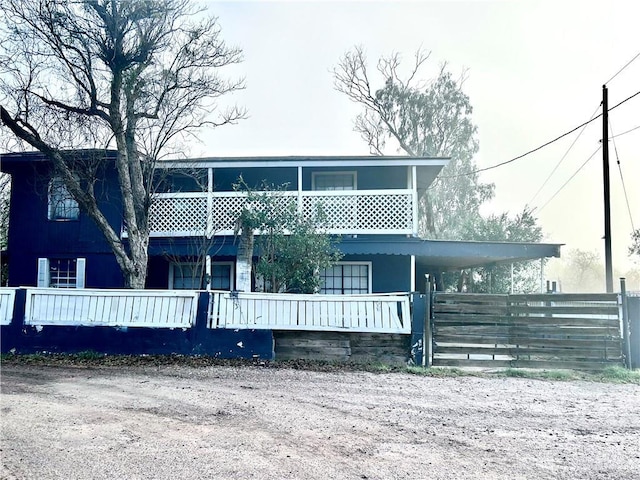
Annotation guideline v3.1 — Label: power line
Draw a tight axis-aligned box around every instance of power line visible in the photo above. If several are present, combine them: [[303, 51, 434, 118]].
[[527, 104, 601, 207], [535, 146, 601, 213], [609, 119, 636, 231], [438, 88, 640, 180], [611, 124, 640, 139], [605, 50, 640, 85]]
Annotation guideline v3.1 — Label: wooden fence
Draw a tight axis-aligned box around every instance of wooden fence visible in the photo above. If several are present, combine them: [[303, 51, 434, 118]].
[[209, 291, 412, 333], [0, 288, 17, 326], [431, 292, 622, 370], [24, 288, 199, 328]]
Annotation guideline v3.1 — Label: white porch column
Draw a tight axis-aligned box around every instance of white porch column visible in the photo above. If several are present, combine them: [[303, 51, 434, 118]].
[[297, 166, 303, 215], [206, 167, 214, 238], [411, 166, 418, 236]]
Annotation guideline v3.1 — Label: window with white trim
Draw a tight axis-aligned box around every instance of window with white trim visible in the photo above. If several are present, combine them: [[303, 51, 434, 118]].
[[169, 261, 234, 290], [320, 262, 371, 294], [170, 263, 205, 290], [210, 262, 233, 290], [37, 258, 86, 288], [312, 172, 356, 191], [48, 176, 79, 220]]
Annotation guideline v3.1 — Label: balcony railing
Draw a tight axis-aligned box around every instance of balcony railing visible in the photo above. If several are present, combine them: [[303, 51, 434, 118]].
[[146, 189, 416, 237]]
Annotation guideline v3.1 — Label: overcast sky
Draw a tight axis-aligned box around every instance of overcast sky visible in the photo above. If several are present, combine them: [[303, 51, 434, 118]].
[[195, 0, 640, 274]]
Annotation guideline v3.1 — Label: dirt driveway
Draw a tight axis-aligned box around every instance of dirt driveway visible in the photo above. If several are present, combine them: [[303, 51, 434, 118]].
[[1, 364, 639, 480]]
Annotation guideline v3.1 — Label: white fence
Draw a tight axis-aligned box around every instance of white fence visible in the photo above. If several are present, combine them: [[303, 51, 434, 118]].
[[0, 288, 17, 326], [24, 288, 199, 328], [208, 291, 412, 333]]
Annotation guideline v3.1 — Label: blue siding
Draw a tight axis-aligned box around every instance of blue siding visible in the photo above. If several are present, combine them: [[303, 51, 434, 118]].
[[4, 161, 126, 288], [213, 167, 298, 191], [301, 165, 408, 190], [339, 254, 412, 293], [0, 291, 274, 359]]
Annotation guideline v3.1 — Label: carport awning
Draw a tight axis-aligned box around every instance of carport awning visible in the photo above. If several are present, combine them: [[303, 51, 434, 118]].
[[338, 237, 562, 270], [149, 236, 562, 271]]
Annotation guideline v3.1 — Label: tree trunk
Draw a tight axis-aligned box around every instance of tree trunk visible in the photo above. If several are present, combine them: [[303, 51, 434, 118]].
[[236, 226, 254, 292]]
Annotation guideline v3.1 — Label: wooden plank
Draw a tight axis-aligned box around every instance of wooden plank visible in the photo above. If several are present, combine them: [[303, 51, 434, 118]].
[[433, 304, 509, 315], [275, 346, 351, 356], [434, 345, 621, 358], [509, 293, 618, 303], [432, 358, 622, 370], [434, 325, 620, 337], [434, 335, 621, 348], [433, 293, 509, 303], [509, 305, 619, 316], [276, 338, 351, 348], [433, 314, 620, 328]]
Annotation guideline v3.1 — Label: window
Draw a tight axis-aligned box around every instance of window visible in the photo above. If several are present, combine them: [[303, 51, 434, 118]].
[[170, 263, 204, 290], [37, 258, 86, 288], [48, 177, 79, 220], [312, 172, 356, 191], [211, 262, 233, 290], [169, 261, 234, 290], [320, 262, 371, 294]]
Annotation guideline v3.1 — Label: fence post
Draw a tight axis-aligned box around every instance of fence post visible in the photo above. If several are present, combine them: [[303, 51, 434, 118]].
[[626, 293, 640, 370], [620, 278, 632, 369], [410, 292, 425, 366]]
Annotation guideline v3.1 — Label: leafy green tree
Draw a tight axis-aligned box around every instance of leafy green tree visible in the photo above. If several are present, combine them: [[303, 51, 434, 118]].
[[0, 0, 244, 288], [630, 229, 640, 259], [233, 178, 342, 294], [333, 46, 493, 239], [334, 47, 545, 292], [458, 208, 543, 293]]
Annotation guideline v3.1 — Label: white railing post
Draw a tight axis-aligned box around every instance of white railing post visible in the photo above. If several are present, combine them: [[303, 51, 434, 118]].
[[411, 166, 418, 236]]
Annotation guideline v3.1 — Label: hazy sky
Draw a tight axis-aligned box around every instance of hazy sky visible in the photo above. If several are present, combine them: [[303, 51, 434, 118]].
[[195, 0, 640, 273]]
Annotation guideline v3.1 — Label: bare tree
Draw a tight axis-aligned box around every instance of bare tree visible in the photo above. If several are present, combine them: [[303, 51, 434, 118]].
[[333, 46, 493, 239], [0, 0, 244, 288]]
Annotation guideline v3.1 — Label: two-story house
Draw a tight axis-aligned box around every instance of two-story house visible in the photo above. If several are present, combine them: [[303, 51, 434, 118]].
[[1, 150, 561, 293]]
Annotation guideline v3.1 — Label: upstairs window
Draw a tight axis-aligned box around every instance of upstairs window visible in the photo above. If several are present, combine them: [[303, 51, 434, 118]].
[[37, 258, 86, 288], [48, 177, 79, 220], [320, 262, 370, 295], [312, 172, 356, 191]]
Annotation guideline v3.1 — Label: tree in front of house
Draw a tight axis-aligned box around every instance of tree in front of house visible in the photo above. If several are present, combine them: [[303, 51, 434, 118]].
[[234, 178, 342, 294], [0, 0, 244, 288], [630, 229, 640, 259], [333, 46, 544, 292], [333, 46, 493, 239], [454, 208, 544, 293], [0, 174, 9, 285]]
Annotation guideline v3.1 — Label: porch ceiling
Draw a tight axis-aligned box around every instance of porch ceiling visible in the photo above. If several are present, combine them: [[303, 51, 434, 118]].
[[338, 237, 563, 270]]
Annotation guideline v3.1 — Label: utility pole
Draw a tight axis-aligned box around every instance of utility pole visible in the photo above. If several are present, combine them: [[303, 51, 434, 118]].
[[602, 85, 613, 293]]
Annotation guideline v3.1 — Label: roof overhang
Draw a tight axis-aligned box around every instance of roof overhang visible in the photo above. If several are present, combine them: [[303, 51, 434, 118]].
[[338, 237, 562, 270], [158, 155, 449, 170], [149, 236, 562, 271]]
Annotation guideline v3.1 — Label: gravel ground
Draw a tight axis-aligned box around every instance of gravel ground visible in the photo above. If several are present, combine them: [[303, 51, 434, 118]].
[[1, 364, 639, 480]]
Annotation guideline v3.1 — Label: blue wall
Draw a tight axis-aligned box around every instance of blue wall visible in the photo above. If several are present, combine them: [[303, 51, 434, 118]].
[[0, 291, 274, 359], [3, 155, 126, 288]]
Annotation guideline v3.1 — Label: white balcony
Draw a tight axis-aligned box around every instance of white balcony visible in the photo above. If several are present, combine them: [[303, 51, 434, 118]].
[[147, 189, 417, 237]]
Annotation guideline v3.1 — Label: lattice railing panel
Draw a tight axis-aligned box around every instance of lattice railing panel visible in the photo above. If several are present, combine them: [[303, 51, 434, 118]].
[[303, 195, 357, 230], [303, 193, 413, 231], [149, 196, 207, 234], [357, 193, 413, 230], [210, 194, 297, 233], [147, 191, 414, 237]]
